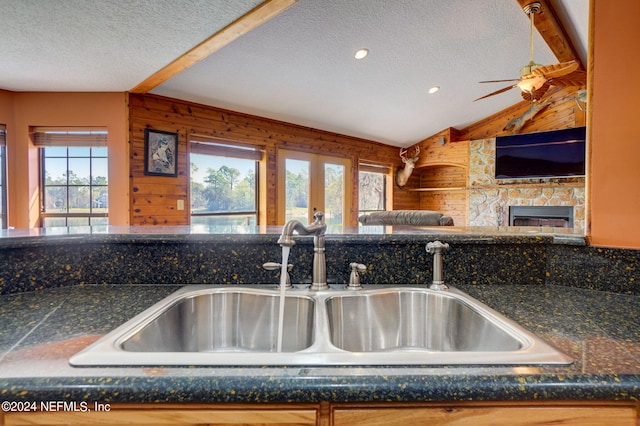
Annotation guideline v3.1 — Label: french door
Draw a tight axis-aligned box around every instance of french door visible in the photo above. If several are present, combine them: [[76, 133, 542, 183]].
[[277, 149, 352, 227]]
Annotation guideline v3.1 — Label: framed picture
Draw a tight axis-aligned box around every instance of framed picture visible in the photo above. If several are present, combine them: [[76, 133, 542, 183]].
[[144, 129, 178, 177]]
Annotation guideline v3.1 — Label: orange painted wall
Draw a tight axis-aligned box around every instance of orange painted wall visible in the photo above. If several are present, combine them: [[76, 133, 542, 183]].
[[0, 92, 128, 228], [588, 0, 640, 249]]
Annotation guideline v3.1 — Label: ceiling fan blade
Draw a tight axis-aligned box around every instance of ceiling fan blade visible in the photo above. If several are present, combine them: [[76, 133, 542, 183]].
[[532, 60, 579, 79], [474, 84, 518, 102], [479, 78, 520, 84], [549, 70, 587, 87]]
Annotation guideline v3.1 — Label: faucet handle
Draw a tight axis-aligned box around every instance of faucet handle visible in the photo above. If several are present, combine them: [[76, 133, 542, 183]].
[[426, 240, 450, 254], [263, 262, 293, 271], [347, 263, 367, 290], [262, 262, 293, 289]]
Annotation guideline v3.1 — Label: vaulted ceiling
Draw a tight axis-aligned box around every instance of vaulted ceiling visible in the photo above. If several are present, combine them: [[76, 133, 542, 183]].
[[0, 0, 588, 146]]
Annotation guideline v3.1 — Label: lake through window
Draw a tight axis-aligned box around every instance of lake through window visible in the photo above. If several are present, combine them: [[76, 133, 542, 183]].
[[189, 140, 261, 229]]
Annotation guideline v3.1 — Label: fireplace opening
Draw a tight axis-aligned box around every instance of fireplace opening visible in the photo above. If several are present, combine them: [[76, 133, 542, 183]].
[[509, 206, 574, 228]]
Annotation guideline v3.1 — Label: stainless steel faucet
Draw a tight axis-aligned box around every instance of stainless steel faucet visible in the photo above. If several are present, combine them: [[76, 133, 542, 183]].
[[278, 211, 328, 290]]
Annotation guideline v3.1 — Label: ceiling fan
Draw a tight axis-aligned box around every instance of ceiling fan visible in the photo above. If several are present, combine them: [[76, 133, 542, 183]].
[[474, 2, 586, 102]]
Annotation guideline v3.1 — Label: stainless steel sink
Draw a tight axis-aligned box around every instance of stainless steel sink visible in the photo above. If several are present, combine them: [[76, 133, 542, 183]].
[[326, 289, 522, 352], [70, 285, 572, 367], [122, 290, 314, 353]]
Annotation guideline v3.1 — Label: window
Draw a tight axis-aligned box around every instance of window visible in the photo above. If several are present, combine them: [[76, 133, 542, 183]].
[[189, 139, 261, 229], [277, 149, 352, 227], [0, 125, 6, 229], [34, 127, 108, 228], [358, 163, 389, 217]]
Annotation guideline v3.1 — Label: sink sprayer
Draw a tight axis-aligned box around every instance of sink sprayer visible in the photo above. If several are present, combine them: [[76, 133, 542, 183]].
[[426, 240, 450, 290]]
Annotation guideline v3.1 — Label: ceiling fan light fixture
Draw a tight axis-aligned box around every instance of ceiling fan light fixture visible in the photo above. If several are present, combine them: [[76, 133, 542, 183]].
[[475, 1, 584, 103], [517, 77, 545, 93], [354, 48, 369, 60]]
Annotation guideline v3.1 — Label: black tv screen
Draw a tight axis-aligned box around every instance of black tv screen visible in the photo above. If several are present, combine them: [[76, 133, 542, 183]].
[[495, 127, 586, 179]]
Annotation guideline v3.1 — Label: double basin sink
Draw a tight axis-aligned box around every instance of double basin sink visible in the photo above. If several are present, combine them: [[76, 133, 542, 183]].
[[70, 285, 572, 366]]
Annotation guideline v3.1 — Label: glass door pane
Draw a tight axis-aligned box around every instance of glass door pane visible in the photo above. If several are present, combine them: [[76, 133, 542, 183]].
[[278, 149, 351, 226], [285, 158, 310, 223], [324, 163, 344, 226]]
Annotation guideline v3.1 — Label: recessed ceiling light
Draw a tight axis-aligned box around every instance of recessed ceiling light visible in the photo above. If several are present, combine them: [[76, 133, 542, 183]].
[[354, 48, 369, 59], [428, 85, 440, 94]]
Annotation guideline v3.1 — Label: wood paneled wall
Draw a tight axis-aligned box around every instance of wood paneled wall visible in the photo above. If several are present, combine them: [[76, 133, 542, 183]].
[[398, 87, 586, 225], [129, 93, 399, 226], [129, 86, 585, 227], [407, 128, 470, 225], [459, 87, 586, 141]]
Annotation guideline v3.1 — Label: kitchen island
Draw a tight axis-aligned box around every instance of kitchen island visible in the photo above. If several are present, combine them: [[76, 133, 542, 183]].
[[0, 226, 638, 424]]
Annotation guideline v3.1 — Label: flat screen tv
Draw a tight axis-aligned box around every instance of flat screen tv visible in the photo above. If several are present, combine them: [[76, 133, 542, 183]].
[[495, 126, 586, 180]]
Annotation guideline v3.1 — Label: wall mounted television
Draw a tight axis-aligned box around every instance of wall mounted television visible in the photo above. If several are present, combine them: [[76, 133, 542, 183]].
[[495, 126, 586, 180]]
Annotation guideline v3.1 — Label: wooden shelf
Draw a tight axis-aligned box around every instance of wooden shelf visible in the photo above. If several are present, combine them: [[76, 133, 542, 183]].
[[415, 162, 468, 171], [470, 181, 585, 190], [407, 187, 467, 192], [409, 181, 584, 192]]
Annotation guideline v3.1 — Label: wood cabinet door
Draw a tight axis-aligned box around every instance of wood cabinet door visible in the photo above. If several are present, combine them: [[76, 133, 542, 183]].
[[1, 403, 319, 426], [332, 404, 637, 426]]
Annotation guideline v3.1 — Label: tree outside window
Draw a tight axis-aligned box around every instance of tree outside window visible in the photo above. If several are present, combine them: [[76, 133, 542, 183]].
[[190, 153, 257, 228]]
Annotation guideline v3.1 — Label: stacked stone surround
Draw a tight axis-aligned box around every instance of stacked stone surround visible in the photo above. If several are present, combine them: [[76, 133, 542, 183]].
[[468, 138, 585, 229]]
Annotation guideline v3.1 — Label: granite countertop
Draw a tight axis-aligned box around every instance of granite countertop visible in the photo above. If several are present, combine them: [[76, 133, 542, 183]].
[[1, 283, 638, 404], [0, 225, 587, 248]]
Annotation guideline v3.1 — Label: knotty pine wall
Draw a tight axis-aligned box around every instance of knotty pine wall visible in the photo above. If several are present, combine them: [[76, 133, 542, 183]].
[[459, 86, 586, 141], [403, 128, 470, 225], [129, 93, 399, 226], [128, 87, 584, 227]]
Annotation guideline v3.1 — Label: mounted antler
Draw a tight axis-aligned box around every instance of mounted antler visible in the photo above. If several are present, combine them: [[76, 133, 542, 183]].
[[395, 145, 420, 187]]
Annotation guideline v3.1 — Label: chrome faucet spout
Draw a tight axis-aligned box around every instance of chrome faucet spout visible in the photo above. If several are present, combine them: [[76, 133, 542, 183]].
[[277, 220, 306, 247], [278, 212, 328, 290], [278, 213, 327, 245]]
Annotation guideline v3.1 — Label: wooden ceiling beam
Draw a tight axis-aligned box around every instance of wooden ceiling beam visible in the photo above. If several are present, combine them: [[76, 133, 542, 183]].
[[516, 0, 583, 69], [130, 0, 299, 94]]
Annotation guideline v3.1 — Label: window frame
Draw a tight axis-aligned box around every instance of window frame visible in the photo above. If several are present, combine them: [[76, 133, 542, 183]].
[[358, 163, 391, 217], [189, 138, 262, 227], [0, 125, 6, 229], [33, 127, 109, 228]]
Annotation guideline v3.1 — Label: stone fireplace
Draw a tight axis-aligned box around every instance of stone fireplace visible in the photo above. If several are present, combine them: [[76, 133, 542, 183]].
[[468, 138, 585, 230], [509, 206, 574, 228]]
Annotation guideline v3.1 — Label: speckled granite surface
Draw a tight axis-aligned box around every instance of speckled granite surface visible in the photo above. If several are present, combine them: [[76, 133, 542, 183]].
[[1, 225, 616, 295], [0, 284, 639, 403], [548, 244, 640, 294], [0, 226, 638, 404]]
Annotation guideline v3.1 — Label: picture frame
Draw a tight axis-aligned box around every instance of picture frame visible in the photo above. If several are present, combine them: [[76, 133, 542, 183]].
[[144, 129, 178, 177]]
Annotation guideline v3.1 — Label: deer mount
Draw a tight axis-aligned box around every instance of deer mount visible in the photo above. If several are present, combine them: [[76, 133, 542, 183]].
[[395, 145, 420, 187]]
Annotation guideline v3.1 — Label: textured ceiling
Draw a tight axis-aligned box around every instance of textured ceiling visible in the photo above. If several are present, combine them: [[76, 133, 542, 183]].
[[0, 0, 588, 146], [0, 0, 262, 91]]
